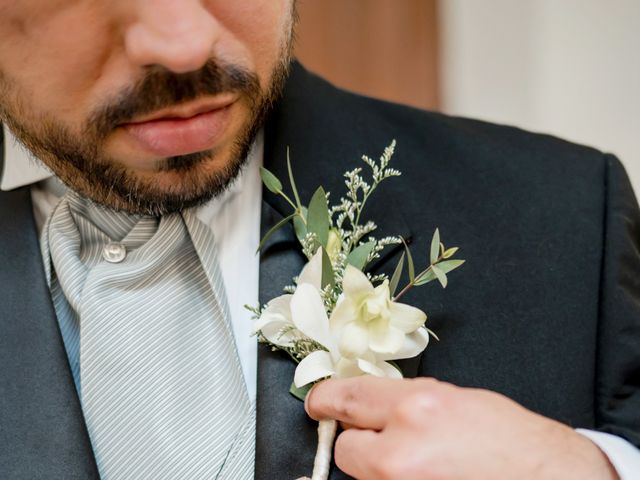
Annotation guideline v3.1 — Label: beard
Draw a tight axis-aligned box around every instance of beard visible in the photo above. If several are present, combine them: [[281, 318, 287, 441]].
[[0, 54, 291, 216]]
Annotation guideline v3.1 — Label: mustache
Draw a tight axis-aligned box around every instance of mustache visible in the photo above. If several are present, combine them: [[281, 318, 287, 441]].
[[88, 60, 261, 138]]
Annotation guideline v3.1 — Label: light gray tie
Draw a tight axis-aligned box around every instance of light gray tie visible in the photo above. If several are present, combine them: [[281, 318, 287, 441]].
[[42, 192, 255, 479]]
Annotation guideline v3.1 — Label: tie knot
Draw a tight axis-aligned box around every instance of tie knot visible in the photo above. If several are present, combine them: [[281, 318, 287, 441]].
[[63, 192, 163, 261], [66, 191, 150, 242]]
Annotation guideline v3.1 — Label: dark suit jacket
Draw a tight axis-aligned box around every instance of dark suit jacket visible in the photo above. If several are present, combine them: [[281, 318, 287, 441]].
[[2, 62, 639, 479]]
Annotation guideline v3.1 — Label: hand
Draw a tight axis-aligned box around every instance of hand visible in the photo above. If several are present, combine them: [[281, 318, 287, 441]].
[[305, 376, 619, 480]]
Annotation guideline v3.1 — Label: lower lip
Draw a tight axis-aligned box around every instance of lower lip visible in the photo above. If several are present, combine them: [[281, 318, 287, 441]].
[[123, 106, 232, 157]]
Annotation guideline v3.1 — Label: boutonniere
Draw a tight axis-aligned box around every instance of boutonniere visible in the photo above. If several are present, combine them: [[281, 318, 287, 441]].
[[249, 141, 464, 479]]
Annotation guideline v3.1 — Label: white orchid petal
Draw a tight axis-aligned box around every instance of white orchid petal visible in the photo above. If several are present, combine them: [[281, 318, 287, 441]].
[[290, 283, 335, 350], [378, 361, 404, 379], [258, 321, 299, 347], [253, 295, 297, 347], [252, 295, 291, 332], [369, 325, 405, 355], [373, 280, 391, 299], [388, 301, 427, 333], [252, 316, 272, 334], [357, 358, 386, 377], [297, 248, 323, 289], [359, 350, 378, 363], [294, 350, 335, 387], [379, 327, 430, 361], [334, 357, 364, 379], [342, 265, 375, 296], [338, 322, 370, 359], [329, 297, 358, 332]]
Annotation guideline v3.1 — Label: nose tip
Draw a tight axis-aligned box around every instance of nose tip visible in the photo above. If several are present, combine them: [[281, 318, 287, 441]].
[[125, 1, 219, 74], [126, 26, 215, 74]]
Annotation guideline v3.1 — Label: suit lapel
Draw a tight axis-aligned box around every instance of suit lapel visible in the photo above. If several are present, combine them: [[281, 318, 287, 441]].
[[255, 200, 319, 479], [255, 63, 418, 479], [0, 186, 98, 479]]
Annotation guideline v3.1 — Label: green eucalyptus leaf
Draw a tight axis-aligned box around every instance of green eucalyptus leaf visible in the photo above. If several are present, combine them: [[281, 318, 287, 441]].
[[287, 149, 303, 210], [256, 212, 296, 252], [443, 247, 459, 259], [293, 216, 307, 243], [414, 259, 464, 286], [401, 238, 415, 283], [260, 167, 283, 194], [432, 264, 448, 288], [436, 259, 465, 274], [414, 269, 436, 286], [307, 187, 330, 247], [347, 240, 376, 270], [289, 381, 313, 402], [389, 252, 405, 296], [430, 228, 441, 264], [321, 248, 335, 289], [293, 207, 308, 243]]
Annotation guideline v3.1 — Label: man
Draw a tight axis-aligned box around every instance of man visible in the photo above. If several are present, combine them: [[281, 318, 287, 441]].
[[1, 1, 639, 479]]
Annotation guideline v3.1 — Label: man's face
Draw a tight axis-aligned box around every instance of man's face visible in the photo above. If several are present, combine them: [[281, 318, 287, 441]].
[[0, 1, 295, 214]]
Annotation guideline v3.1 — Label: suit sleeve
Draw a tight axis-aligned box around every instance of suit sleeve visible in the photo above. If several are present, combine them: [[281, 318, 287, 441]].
[[595, 154, 640, 447]]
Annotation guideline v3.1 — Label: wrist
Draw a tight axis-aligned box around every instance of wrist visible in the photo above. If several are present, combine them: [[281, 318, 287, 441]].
[[541, 423, 619, 480]]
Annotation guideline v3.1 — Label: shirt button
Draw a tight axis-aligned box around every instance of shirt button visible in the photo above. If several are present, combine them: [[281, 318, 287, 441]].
[[102, 242, 126, 263]]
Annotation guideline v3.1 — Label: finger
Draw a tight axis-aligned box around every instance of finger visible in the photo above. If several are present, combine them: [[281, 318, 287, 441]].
[[305, 376, 440, 430], [334, 428, 381, 480], [306, 376, 400, 429]]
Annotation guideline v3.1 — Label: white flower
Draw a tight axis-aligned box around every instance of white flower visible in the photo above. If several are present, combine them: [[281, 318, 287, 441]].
[[297, 248, 323, 289], [252, 249, 323, 347], [291, 283, 404, 388], [330, 265, 428, 359], [254, 249, 431, 389], [252, 294, 296, 347]]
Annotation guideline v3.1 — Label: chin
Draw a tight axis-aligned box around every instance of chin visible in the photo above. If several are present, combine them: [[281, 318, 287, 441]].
[[90, 147, 248, 215]]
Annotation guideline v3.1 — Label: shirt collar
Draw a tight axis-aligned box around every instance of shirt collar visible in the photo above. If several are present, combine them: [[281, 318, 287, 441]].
[[194, 129, 263, 224], [1, 124, 53, 190]]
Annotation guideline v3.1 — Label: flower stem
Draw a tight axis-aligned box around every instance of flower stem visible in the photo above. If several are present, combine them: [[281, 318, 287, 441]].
[[309, 419, 338, 480], [277, 189, 299, 212], [347, 184, 377, 252], [393, 280, 415, 302], [393, 256, 443, 302]]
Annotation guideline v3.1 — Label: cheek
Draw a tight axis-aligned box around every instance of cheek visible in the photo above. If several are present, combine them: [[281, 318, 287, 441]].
[[0, 2, 117, 124], [208, 0, 293, 84]]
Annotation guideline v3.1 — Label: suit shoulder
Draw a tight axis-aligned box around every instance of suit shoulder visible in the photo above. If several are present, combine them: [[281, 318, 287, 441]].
[[278, 63, 612, 198], [291, 63, 607, 171]]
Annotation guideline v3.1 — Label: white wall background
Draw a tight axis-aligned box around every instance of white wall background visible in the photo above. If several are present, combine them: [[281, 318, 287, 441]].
[[439, 0, 640, 194]]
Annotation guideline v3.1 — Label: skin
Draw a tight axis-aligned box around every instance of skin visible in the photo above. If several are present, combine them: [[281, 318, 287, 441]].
[[0, 2, 621, 478], [0, 0, 295, 214], [306, 377, 618, 480]]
